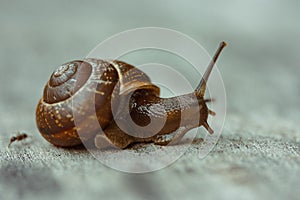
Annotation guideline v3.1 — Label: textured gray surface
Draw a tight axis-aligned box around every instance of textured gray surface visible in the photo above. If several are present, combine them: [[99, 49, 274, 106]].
[[1, 1, 300, 200]]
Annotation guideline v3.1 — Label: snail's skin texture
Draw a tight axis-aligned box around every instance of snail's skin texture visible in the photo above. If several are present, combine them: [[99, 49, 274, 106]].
[[96, 91, 212, 149], [36, 42, 226, 149]]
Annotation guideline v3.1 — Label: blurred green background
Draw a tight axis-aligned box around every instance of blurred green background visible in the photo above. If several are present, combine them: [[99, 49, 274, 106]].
[[1, 0, 299, 133], [0, 1, 299, 200]]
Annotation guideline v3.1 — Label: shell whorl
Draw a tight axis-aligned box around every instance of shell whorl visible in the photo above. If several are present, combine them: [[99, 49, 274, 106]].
[[36, 59, 118, 146], [43, 61, 92, 104], [36, 59, 160, 147]]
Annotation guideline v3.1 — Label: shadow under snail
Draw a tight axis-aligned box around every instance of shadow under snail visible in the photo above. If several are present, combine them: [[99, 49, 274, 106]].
[[36, 42, 226, 149]]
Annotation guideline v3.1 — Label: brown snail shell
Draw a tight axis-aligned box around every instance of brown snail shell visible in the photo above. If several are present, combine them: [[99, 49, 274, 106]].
[[36, 59, 159, 147]]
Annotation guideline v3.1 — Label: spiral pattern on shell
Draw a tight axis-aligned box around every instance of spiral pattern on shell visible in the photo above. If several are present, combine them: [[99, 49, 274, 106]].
[[36, 59, 159, 147]]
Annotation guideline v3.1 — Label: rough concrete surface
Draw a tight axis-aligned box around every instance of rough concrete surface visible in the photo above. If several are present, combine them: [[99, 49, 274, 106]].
[[0, 1, 300, 200]]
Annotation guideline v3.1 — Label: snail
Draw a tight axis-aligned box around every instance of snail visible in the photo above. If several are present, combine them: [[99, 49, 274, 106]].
[[36, 42, 226, 149]]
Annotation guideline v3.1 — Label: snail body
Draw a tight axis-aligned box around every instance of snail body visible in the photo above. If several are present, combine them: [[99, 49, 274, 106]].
[[36, 42, 226, 149]]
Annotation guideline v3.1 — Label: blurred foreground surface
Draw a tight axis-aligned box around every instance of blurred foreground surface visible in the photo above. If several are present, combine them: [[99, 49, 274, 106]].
[[0, 1, 299, 200]]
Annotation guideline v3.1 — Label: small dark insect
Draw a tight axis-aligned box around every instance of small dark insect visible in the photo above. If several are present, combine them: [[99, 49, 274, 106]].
[[8, 133, 28, 148]]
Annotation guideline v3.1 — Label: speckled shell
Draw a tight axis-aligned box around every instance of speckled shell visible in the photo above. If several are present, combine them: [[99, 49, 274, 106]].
[[36, 59, 159, 147]]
